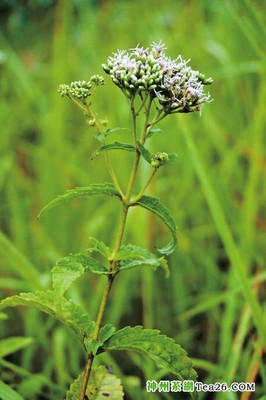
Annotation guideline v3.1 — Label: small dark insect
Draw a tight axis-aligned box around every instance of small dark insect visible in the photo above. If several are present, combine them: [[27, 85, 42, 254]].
[[102, 393, 110, 397]]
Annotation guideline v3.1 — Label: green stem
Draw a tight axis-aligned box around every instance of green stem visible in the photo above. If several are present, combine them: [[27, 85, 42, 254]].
[[132, 168, 158, 203], [104, 151, 124, 197], [79, 273, 114, 400], [136, 93, 149, 115], [79, 96, 152, 400], [109, 204, 129, 264], [144, 108, 166, 140], [70, 96, 124, 196]]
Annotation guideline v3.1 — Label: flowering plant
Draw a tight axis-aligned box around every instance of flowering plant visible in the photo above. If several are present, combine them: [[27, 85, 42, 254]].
[[0, 42, 212, 399]]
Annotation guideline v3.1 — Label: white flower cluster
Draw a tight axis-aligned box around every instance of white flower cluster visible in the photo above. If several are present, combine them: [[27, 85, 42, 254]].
[[103, 42, 212, 113], [58, 75, 104, 101]]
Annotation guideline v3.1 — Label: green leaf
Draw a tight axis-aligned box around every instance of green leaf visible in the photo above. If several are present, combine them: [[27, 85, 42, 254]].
[[94, 132, 106, 143], [102, 326, 197, 382], [105, 127, 128, 137], [66, 365, 124, 400], [115, 245, 169, 277], [52, 253, 109, 301], [147, 128, 162, 139], [88, 237, 111, 258], [0, 381, 24, 400], [92, 142, 135, 158], [38, 183, 121, 218], [137, 141, 153, 164], [84, 324, 116, 356], [133, 196, 177, 255], [0, 337, 34, 358], [0, 291, 94, 342], [52, 256, 85, 300], [17, 374, 48, 398], [166, 153, 178, 164], [94, 127, 128, 143], [98, 324, 116, 343], [84, 338, 101, 356]]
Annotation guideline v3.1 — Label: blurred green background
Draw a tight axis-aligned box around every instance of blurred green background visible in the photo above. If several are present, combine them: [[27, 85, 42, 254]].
[[0, 0, 266, 399]]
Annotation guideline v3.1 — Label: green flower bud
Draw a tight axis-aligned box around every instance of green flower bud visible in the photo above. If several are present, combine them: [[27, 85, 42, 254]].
[[100, 119, 108, 127], [88, 119, 96, 126], [151, 159, 160, 168], [58, 84, 70, 97], [90, 75, 105, 85], [151, 152, 169, 168]]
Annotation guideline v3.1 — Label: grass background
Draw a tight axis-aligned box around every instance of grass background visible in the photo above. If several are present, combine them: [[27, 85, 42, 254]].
[[0, 0, 266, 399]]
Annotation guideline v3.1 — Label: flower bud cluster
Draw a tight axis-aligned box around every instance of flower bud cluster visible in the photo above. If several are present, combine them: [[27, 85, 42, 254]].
[[58, 75, 105, 101], [103, 42, 212, 113], [58, 80, 92, 100], [102, 47, 163, 92], [151, 152, 169, 168]]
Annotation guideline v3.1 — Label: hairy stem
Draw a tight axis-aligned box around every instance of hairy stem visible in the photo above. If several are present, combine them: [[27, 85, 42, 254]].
[[79, 97, 152, 400], [79, 274, 114, 400]]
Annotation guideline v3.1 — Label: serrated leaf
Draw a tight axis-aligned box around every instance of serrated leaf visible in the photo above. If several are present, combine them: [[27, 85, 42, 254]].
[[38, 183, 121, 218], [0, 337, 34, 358], [84, 324, 116, 356], [137, 141, 153, 164], [102, 326, 197, 382], [84, 338, 101, 356], [52, 253, 109, 302], [0, 291, 94, 342], [88, 237, 111, 258], [92, 142, 135, 158], [52, 256, 85, 300], [133, 196, 177, 255], [0, 381, 24, 400], [66, 365, 124, 400], [98, 324, 116, 343], [115, 245, 169, 276]]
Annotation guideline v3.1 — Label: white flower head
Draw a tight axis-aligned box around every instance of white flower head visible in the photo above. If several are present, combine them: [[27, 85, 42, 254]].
[[103, 42, 213, 113]]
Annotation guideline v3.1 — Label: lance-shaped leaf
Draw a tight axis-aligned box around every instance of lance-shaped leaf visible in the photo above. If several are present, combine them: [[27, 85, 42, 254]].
[[92, 142, 135, 158], [137, 141, 153, 164], [0, 381, 24, 400], [0, 337, 34, 358], [147, 128, 163, 139], [0, 291, 94, 343], [132, 196, 177, 255], [66, 365, 124, 400], [87, 237, 111, 258], [94, 127, 128, 143], [38, 183, 121, 218], [115, 244, 169, 277], [102, 326, 197, 382], [52, 253, 109, 302]]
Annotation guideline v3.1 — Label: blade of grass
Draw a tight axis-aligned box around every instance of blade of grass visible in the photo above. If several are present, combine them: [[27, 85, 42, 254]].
[[0, 231, 42, 289], [178, 118, 266, 349]]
